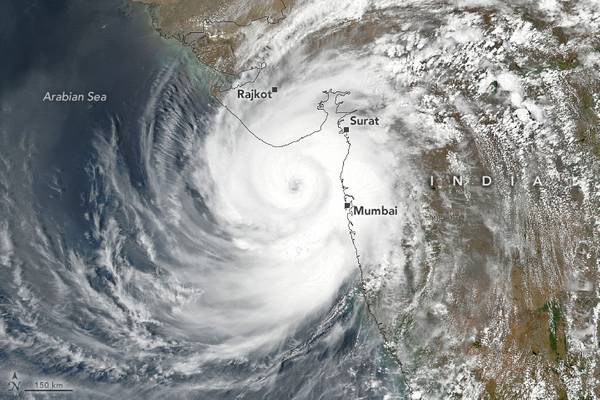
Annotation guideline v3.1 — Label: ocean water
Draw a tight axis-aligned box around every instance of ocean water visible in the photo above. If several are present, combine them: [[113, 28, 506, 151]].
[[0, 1, 407, 399]]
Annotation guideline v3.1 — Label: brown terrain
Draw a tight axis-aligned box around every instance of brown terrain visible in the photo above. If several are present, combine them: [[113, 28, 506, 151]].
[[134, 0, 291, 75]]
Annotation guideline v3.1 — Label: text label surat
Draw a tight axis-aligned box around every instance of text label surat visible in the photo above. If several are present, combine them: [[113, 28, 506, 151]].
[[350, 115, 380, 126]]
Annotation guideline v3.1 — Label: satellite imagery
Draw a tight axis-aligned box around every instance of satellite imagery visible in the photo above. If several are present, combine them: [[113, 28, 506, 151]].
[[1, 0, 600, 399]]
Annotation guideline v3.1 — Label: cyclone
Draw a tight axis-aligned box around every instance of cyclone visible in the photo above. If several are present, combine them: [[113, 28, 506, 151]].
[[183, 88, 356, 359]]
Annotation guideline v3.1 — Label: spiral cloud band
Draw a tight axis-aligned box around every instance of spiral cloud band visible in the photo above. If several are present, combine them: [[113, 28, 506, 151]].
[[139, 0, 422, 373]]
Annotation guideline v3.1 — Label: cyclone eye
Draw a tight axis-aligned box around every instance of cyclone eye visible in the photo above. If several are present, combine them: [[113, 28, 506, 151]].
[[288, 177, 303, 193]]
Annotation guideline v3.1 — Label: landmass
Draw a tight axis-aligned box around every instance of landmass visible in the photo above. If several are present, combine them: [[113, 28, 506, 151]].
[[134, 0, 600, 397], [134, 0, 291, 75]]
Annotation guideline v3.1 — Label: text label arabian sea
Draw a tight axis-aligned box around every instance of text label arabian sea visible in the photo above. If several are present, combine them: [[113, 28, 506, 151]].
[[42, 91, 108, 102]]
